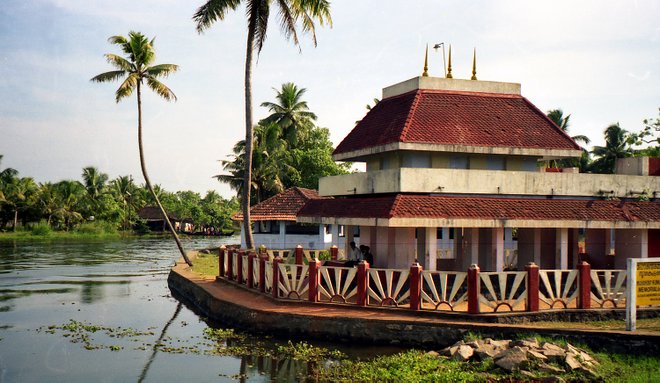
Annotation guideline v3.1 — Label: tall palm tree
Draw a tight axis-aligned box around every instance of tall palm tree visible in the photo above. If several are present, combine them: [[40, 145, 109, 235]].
[[91, 32, 192, 266], [53, 180, 85, 230], [2, 176, 37, 231], [591, 123, 633, 174], [193, 0, 332, 249], [260, 82, 317, 145], [81, 166, 109, 218]]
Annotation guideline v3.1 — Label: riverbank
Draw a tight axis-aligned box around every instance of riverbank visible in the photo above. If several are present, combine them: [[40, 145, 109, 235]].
[[168, 254, 660, 355]]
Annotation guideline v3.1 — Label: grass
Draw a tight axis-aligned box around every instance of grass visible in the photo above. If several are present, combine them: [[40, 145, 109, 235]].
[[532, 317, 660, 334], [191, 251, 219, 276]]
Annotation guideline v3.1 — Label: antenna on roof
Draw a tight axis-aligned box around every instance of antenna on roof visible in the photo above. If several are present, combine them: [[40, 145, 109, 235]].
[[433, 42, 447, 77], [446, 44, 453, 79], [422, 44, 429, 77], [471, 48, 478, 80]]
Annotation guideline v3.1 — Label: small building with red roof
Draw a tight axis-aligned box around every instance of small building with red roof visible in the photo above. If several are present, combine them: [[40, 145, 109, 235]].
[[297, 73, 660, 271], [233, 187, 341, 250]]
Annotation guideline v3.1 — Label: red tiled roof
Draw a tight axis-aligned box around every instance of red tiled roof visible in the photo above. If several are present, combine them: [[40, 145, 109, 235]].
[[334, 89, 582, 156], [298, 195, 660, 223], [234, 187, 327, 222]]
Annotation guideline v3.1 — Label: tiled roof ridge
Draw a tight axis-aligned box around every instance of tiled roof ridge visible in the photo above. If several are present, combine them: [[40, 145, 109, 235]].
[[415, 88, 523, 99], [389, 194, 402, 219], [519, 96, 582, 151], [291, 186, 320, 200], [400, 90, 423, 142]]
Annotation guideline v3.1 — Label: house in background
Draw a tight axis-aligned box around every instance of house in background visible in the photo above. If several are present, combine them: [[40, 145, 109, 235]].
[[297, 72, 660, 271], [234, 187, 345, 250], [137, 206, 185, 232]]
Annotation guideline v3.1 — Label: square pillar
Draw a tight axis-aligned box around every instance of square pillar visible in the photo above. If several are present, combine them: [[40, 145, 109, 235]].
[[556, 228, 569, 269], [466, 228, 479, 270], [278, 221, 286, 249], [492, 227, 504, 272], [345, 225, 354, 256], [614, 229, 649, 268], [424, 227, 438, 271]]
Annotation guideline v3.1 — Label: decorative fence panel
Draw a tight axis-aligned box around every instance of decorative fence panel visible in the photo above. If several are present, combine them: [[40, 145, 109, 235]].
[[264, 261, 273, 294], [277, 264, 309, 300], [421, 271, 468, 312], [252, 257, 260, 289], [367, 268, 410, 308], [479, 271, 527, 312], [231, 253, 238, 281], [590, 269, 627, 308], [538, 270, 579, 309], [318, 266, 358, 304], [241, 255, 249, 285]]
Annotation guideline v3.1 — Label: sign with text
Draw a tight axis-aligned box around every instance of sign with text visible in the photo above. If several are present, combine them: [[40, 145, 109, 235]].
[[627, 258, 660, 331], [636, 261, 660, 306]]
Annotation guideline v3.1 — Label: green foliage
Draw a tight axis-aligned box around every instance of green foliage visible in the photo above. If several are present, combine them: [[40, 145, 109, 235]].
[[276, 340, 345, 362], [30, 221, 52, 236], [75, 221, 117, 235], [317, 350, 480, 383]]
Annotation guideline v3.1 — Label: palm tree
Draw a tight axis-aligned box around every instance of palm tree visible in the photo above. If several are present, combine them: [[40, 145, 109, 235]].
[[81, 166, 109, 218], [591, 123, 633, 174], [193, 0, 332, 250], [2, 176, 38, 231], [53, 180, 85, 230], [547, 109, 591, 146], [216, 122, 288, 204], [111, 175, 139, 231], [546, 109, 592, 171], [38, 182, 59, 226], [260, 82, 317, 145], [90, 32, 192, 266]]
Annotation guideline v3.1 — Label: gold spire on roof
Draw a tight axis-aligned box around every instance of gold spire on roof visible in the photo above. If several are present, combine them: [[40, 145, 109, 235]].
[[422, 44, 429, 77], [471, 48, 477, 80], [446, 44, 453, 79]]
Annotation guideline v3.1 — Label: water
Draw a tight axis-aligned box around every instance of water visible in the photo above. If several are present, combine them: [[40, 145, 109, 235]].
[[0, 237, 396, 382]]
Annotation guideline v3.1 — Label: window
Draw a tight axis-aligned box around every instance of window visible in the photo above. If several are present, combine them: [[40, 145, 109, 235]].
[[285, 222, 319, 235], [449, 155, 468, 169]]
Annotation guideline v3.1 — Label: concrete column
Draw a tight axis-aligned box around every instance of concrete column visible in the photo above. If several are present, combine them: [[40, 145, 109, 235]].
[[556, 228, 569, 269], [318, 224, 326, 248], [345, 225, 354, 256], [454, 228, 464, 266], [424, 227, 438, 271], [278, 221, 286, 249], [375, 226, 389, 268], [362, 227, 373, 249], [330, 224, 340, 248], [534, 228, 542, 266], [467, 227, 479, 265], [492, 227, 504, 272], [394, 228, 416, 268]]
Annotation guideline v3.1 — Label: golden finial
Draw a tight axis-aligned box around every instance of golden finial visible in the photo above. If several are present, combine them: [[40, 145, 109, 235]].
[[471, 48, 477, 80], [422, 44, 429, 77], [446, 44, 453, 79]]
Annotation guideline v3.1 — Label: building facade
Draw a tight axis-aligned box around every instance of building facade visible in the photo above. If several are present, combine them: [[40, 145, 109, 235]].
[[297, 75, 660, 271]]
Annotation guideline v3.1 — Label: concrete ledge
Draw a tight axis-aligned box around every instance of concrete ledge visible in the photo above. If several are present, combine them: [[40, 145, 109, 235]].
[[168, 261, 660, 354]]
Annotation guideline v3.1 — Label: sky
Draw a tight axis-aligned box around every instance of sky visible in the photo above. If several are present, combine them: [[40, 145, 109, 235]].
[[1, 0, 659, 198]]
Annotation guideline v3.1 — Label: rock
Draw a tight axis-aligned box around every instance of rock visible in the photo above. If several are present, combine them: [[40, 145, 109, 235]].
[[439, 346, 453, 357], [578, 365, 598, 378], [495, 346, 528, 371], [474, 343, 499, 360], [579, 350, 599, 366], [465, 339, 484, 349], [488, 339, 511, 349], [540, 377, 566, 383], [515, 339, 540, 349], [426, 351, 439, 358], [538, 362, 565, 374], [452, 345, 474, 361], [565, 354, 582, 370], [541, 342, 564, 352], [527, 349, 548, 361], [542, 349, 566, 362], [520, 370, 538, 379]]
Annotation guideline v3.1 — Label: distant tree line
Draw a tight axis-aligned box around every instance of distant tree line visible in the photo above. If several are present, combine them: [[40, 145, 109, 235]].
[[0, 159, 238, 234]]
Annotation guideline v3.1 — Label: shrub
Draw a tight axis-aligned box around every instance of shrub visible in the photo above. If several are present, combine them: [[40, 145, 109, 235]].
[[31, 222, 52, 236]]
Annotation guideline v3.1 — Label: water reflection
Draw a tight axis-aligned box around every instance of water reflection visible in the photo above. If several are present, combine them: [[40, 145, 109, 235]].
[[138, 302, 182, 383]]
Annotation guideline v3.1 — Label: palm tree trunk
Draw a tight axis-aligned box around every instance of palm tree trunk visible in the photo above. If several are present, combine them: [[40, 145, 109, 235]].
[[136, 82, 193, 267], [242, 27, 256, 250], [12, 209, 17, 231]]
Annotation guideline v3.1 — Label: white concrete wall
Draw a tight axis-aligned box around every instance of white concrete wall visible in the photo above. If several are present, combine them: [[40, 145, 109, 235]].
[[319, 168, 660, 199]]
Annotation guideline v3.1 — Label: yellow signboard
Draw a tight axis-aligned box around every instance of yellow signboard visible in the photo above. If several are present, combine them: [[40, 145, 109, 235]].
[[636, 262, 660, 306]]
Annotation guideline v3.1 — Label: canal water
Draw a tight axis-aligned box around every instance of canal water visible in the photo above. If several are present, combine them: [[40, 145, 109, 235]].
[[0, 237, 396, 382]]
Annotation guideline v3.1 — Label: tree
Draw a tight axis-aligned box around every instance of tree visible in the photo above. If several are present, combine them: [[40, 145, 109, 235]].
[[260, 82, 317, 145], [53, 180, 85, 230], [546, 109, 592, 171], [1, 176, 38, 231], [590, 123, 633, 174], [193, 0, 332, 250], [91, 31, 192, 266], [628, 107, 660, 157], [110, 175, 140, 231], [81, 166, 109, 219]]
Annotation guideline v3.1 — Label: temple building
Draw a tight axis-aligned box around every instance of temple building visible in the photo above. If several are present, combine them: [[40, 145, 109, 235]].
[[296, 61, 660, 271]]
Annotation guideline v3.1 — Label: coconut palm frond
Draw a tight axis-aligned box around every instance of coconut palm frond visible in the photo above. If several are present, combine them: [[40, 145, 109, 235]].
[[147, 64, 179, 78], [193, 0, 242, 33], [90, 70, 126, 83], [146, 77, 177, 102]]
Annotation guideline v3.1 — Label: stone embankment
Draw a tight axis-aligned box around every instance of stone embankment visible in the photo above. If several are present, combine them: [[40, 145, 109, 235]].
[[434, 338, 599, 381]]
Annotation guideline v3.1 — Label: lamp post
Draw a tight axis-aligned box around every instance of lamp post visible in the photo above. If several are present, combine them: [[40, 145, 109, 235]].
[[433, 42, 447, 77]]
